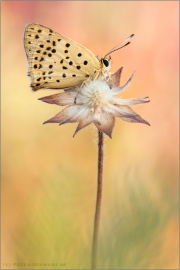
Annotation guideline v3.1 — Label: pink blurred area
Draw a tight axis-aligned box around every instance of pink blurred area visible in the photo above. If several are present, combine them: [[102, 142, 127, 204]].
[[2, 1, 179, 269]]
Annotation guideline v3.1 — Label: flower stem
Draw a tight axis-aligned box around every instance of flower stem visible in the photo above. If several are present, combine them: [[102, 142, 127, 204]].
[[91, 130, 104, 269]]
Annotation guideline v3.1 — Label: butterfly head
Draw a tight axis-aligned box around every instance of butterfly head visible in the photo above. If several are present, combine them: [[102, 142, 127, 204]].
[[100, 34, 134, 73], [100, 56, 112, 72]]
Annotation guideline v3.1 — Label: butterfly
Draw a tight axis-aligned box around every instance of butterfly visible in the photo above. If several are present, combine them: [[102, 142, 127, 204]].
[[24, 23, 134, 92]]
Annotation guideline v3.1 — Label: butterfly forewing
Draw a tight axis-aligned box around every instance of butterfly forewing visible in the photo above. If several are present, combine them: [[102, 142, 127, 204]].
[[24, 24, 100, 91]]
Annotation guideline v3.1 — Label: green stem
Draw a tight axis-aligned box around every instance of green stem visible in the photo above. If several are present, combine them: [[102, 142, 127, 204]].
[[91, 130, 104, 269]]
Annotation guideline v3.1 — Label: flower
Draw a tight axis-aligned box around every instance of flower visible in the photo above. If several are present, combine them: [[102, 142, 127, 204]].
[[39, 67, 150, 138]]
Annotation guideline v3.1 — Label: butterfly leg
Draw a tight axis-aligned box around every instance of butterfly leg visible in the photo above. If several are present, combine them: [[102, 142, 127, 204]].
[[102, 71, 112, 88], [74, 68, 94, 103], [107, 72, 112, 87], [74, 77, 91, 104]]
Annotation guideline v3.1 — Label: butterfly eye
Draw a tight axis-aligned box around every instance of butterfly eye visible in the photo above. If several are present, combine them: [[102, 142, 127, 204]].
[[102, 58, 109, 67]]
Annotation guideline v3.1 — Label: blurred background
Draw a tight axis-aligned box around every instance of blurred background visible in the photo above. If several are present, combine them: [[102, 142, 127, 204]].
[[2, 1, 179, 269]]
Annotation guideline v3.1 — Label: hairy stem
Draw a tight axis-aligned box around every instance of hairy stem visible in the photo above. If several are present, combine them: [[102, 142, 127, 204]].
[[91, 130, 104, 269]]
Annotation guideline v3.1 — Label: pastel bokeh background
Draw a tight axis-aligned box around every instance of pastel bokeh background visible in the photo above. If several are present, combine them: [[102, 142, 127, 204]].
[[2, 1, 179, 269]]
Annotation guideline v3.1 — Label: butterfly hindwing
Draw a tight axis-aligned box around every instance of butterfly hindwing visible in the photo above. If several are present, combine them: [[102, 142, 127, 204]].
[[24, 24, 100, 91], [24, 24, 56, 58]]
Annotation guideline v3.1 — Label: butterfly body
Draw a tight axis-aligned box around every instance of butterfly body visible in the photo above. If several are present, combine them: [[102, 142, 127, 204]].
[[24, 24, 112, 91]]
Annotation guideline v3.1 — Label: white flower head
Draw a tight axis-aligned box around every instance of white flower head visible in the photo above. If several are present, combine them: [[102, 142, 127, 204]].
[[39, 67, 150, 138]]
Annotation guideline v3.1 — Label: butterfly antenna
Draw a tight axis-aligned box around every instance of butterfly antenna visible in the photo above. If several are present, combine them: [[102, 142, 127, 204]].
[[104, 34, 134, 58]]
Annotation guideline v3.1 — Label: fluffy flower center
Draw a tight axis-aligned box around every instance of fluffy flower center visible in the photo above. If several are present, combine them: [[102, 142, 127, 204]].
[[81, 80, 113, 110]]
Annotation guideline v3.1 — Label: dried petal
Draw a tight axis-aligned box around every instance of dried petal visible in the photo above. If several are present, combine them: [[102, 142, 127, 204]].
[[94, 112, 115, 138], [107, 103, 135, 116], [94, 108, 102, 125], [112, 71, 135, 95], [110, 66, 123, 87], [60, 105, 89, 124], [73, 111, 94, 137], [115, 104, 150, 126], [39, 91, 83, 106], [113, 96, 150, 106], [43, 105, 83, 124], [120, 114, 150, 125]]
